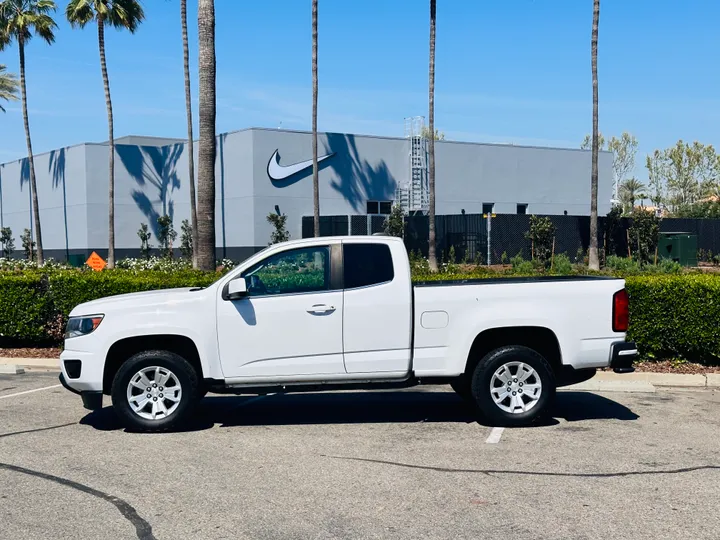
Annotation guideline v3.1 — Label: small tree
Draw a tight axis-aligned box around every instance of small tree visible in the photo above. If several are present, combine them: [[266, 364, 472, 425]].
[[180, 219, 193, 259], [157, 215, 177, 259], [525, 215, 555, 263], [137, 223, 152, 259], [383, 203, 405, 238], [267, 211, 290, 245], [628, 208, 660, 264], [0, 227, 14, 258], [21, 228, 35, 261], [604, 206, 623, 257]]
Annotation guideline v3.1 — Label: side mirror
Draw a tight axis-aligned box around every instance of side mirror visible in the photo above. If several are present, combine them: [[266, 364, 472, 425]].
[[226, 278, 248, 300]]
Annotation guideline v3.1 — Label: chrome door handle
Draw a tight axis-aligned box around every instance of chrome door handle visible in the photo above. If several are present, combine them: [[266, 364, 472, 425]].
[[307, 304, 336, 314]]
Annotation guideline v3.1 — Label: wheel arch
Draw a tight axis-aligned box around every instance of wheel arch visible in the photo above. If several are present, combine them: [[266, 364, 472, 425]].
[[103, 334, 203, 395], [464, 326, 562, 377]]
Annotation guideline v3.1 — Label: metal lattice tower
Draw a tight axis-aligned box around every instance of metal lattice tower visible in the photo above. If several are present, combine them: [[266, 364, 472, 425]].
[[395, 116, 430, 215]]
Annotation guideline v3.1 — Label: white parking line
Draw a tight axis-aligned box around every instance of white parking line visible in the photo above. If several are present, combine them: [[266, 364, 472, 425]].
[[485, 427, 505, 444], [0, 384, 62, 400]]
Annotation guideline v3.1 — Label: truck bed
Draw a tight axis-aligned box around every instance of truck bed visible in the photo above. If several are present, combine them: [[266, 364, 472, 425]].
[[414, 275, 618, 287]]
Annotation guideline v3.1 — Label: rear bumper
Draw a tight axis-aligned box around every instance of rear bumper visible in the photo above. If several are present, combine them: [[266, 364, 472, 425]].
[[609, 341, 638, 373], [59, 373, 103, 411]]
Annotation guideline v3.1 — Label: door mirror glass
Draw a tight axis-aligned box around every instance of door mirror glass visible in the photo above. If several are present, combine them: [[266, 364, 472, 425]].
[[227, 278, 248, 300]]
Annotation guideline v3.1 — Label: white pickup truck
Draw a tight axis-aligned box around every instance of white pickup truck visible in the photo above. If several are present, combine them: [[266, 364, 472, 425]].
[[59, 235, 636, 431]]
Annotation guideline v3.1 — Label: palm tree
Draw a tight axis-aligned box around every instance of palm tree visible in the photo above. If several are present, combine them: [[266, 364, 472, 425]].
[[619, 177, 646, 213], [588, 0, 600, 271], [0, 0, 57, 266], [66, 0, 144, 269], [180, 0, 197, 267], [311, 0, 319, 237], [427, 0, 438, 272], [0, 64, 19, 112], [196, 0, 216, 271]]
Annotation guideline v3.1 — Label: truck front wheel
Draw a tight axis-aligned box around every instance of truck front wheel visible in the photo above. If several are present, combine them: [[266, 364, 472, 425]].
[[470, 346, 556, 427], [111, 350, 200, 432]]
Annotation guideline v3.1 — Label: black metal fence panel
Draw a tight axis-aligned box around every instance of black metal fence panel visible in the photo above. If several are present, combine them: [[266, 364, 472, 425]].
[[303, 214, 720, 262]]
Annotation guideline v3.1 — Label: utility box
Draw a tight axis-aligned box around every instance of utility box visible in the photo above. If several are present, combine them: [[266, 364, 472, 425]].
[[67, 253, 87, 268], [658, 232, 698, 267]]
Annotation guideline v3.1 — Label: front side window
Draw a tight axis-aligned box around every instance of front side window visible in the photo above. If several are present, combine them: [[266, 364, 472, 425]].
[[241, 247, 330, 297], [343, 243, 394, 289]]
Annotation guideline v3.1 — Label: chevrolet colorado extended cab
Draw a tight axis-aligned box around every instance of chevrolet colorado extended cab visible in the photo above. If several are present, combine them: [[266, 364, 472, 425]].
[[59, 236, 636, 431]]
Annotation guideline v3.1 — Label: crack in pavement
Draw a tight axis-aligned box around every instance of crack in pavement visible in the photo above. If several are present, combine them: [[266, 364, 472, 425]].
[[321, 455, 720, 478], [0, 462, 156, 540], [0, 423, 76, 439]]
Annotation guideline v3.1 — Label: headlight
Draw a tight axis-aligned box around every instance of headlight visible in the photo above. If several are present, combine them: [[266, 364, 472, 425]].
[[65, 315, 104, 339]]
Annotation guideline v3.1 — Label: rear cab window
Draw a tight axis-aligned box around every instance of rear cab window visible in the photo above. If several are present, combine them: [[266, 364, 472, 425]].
[[343, 243, 394, 289]]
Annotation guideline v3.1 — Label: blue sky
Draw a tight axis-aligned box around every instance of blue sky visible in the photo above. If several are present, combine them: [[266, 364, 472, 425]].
[[1, 0, 719, 181]]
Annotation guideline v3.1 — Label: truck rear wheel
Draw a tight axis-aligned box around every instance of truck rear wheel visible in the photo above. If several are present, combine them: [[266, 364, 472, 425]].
[[470, 345, 555, 427], [111, 350, 200, 432]]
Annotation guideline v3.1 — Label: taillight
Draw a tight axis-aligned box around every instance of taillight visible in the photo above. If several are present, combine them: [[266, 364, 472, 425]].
[[612, 289, 629, 332]]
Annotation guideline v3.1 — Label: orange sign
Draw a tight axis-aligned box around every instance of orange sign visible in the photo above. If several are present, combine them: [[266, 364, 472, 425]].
[[86, 251, 107, 272]]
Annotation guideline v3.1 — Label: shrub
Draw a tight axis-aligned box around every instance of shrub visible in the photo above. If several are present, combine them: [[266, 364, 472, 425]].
[[606, 255, 641, 274], [21, 229, 35, 261], [553, 253, 573, 275], [383, 204, 405, 238], [180, 219, 193, 260], [267, 212, 290, 245], [138, 223, 152, 259], [626, 274, 720, 363], [628, 208, 660, 263], [157, 215, 177, 259], [0, 227, 14, 258], [525, 215, 555, 263]]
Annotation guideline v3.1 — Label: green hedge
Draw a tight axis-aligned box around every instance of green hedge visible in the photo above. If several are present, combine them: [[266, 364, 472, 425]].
[[625, 274, 720, 363], [1, 269, 719, 364], [0, 274, 53, 341]]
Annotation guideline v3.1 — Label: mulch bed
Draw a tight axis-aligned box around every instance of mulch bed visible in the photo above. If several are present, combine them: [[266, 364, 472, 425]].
[[0, 347, 62, 359]]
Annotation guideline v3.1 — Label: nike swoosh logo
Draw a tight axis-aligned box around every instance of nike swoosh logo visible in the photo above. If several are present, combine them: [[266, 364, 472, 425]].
[[267, 149, 335, 181]]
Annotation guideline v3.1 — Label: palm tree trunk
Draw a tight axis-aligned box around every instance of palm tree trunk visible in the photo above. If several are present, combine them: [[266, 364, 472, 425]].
[[312, 0, 319, 237], [197, 0, 216, 271], [98, 20, 115, 268], [427, 0, 438, 272], [19, 39, 43, 265], [181, 0, 198, 268], [588, 0, 600, 271]]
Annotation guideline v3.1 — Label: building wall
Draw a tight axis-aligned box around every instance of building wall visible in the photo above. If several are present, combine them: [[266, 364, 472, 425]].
[[0, 144, 89, 259], [250, 129, 409, 246], [434, 141, 613, 216], [0, 127, 614, 261]]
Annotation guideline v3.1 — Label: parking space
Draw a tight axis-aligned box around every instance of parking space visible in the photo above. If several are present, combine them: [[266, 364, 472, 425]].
[[1, 372, 719, 540]]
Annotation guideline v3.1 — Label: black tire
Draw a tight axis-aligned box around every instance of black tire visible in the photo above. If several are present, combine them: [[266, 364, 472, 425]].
[[470, 345, 556, 427], [111, 350, 200, 432]]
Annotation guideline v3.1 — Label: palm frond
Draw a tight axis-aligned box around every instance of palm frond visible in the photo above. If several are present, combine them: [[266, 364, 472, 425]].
[[0, 0, 58, 44], [65, 0, 94, 27], [107, 0, 144, 32], [0, 63, 20, 112]]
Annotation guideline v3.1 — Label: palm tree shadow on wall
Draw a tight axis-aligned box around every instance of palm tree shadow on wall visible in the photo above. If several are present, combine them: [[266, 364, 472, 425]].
[[49, 148, 70, 260], [18, 158, 32, 233], [325, 133, 396, 213], [117, 144, 183, 239]]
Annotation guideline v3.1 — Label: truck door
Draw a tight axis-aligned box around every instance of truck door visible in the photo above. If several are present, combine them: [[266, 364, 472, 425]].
[[216, 244, 345, 378], [341, 240, 412, 374]]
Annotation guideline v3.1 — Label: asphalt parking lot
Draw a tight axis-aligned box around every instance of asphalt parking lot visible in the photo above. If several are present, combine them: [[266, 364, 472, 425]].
[[1, 371, 719, 540]]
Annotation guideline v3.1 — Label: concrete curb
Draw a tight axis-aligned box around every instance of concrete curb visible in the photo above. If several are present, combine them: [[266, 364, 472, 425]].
[[595, 371, 719, 388], [0, 364, 25, 375]]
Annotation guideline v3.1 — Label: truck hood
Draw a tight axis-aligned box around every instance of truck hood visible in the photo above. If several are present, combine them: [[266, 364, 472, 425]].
[[69, 287, 205, 316]]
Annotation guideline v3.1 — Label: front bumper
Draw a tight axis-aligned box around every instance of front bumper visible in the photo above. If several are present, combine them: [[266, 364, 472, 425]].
[[609, 341, 638, 373], [59, 373, 104, 410]]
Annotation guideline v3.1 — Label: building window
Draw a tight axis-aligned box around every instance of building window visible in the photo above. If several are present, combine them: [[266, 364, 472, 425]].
[[367, 200, 393, 215], [517, 204, 528, 215], [482, 203, 494, 215]]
